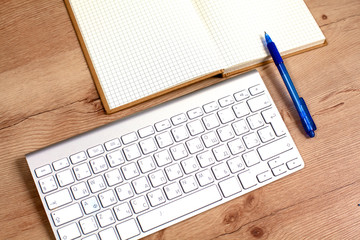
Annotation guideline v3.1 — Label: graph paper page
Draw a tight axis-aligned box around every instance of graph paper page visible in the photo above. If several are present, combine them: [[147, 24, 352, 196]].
[[69, 0, 224, 110], [192, 0, 325, 74]]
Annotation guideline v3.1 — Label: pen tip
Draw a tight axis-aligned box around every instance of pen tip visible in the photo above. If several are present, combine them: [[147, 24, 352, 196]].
[[264, 32, 271, 43]]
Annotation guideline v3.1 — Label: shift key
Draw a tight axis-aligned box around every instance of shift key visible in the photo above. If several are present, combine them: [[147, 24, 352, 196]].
[[51, 203, 83, 226], [257, 137, 292, 160]]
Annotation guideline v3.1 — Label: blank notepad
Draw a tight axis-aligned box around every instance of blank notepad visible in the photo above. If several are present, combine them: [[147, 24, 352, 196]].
[[68, 0, 224, 112], [192, 0, 325, 74], [66, 0, 325, 113]]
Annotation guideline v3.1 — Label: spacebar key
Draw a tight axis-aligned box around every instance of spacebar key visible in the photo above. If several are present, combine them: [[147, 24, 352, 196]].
[[138, 185, 222, 232]]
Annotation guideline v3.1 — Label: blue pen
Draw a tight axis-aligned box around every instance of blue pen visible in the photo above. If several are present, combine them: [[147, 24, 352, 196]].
[[265, 32, 316, 138]]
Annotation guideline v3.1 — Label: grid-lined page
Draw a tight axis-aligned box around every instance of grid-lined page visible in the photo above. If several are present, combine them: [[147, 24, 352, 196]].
[[69, 0, 224, 111], [192, 0, 325, 74]]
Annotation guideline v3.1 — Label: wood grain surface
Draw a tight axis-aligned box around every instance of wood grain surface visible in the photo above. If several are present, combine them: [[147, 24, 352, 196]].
[[1, 0, 360, 239]]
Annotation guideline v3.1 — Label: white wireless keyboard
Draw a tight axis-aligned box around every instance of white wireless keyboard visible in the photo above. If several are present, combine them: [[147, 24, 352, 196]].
[[26, 70, 304, 240]]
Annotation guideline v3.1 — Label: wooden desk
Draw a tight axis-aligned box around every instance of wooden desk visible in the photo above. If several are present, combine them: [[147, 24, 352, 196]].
[[1, 0, 359, 239]]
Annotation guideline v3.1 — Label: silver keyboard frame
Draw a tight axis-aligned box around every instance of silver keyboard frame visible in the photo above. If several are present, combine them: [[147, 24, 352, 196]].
[[26, 70, 304, 239]]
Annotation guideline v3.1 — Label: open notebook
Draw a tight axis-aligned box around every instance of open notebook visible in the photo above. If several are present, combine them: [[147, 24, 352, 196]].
[[65, 0, 325, 113]]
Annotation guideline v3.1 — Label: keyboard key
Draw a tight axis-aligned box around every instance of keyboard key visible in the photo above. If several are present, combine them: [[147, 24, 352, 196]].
[[116, 219, 140, 240], [232, 119, 249, 135], [187, 119, 205, 136], [53, 158, 69, 171], [155, 119, 171, 131], [121, 162, 140, 180], [197, 151, 216, 168], [234, 90, 250, 101], [57, 222, 81, 240], [181, 157, 199, 174], [202, 114, 220, 130], [186, 137, 204, 154], [130, 195, 149, 213], [171, 113, 187, 125], [73, 163, 91, 180], [257, 171, 272, 183], [155, 131, 174, 148], [180, 176, 198, 193], [99, 228, 118, 240], [79, 216, 98, 234], [286, 158, 302, 170], [247, 94, 271, 112], [227, 157, 245, 173], [38, 176, 57, 195], [106, 150, 125, 167], [212, 145, 231, 161], [97, 209, 115, 227], [56, 169, 75, 187], [217, 125, 235, 142], [51, 203, 83, 226], [114, 202, 132, 221], [261, 108, 286, 136], [83, 235, 98, 240], [121, 132, 138, 145], [35, 164, 52, 178], [232, 102, 250, 118], [164, 182, 182, 200], [219, 177, 242, 197], [99, 190, 117, 207], [137, 156, 156, 173], [45, 189, 72, 210], [272, 164, 287, 176], [187, 107, 203, 119], [132, 176, 151, 194], [171, 125, 189, 142], [147, 189, 166, 207], [154, 150, 172, 167], [258, 137, 292, 160], [70, 151, 87, 164], [137, 185, 221, 232], [87, 144, 104, 158], [243, 132, 260, 148], [81, 197, 100, 214], [149, 170, 167, 187], [268, 158, 283, 169], [115, 183, 134, 201], [238, 170, 257, 189], [247, 114, 264, 129], [227, 138, 245, 155], [90, 156, 108, 174], [104, 138, 121, 151], [123, 144, 141, 161], [105, 169, 123, 186], [218, 95, 235, 107], [164, 163, 183, 181], [139, 138, 158, 154], [138, 126, 155, 138], [201, 131, 219, 148], [249, 84, 264, 95], [170, 143, 188, 160], [211, 163, 230, 180], [258, 126, 275, 142], [217, 108, 235, 124], [88, 175, 106, 193], [71, 182, 90, 200], [203, 101, 219, 113], [242, 151, 260, 167], [196, 169, 214, 186]]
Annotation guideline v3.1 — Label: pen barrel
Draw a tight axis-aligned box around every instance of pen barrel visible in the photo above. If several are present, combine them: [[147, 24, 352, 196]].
[[267, 42, 283, 65], [277, 63, 302, 113]]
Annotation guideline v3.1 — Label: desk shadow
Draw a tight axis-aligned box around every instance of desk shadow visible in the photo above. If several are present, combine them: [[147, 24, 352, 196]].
[[16, 157, 56, 240]]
